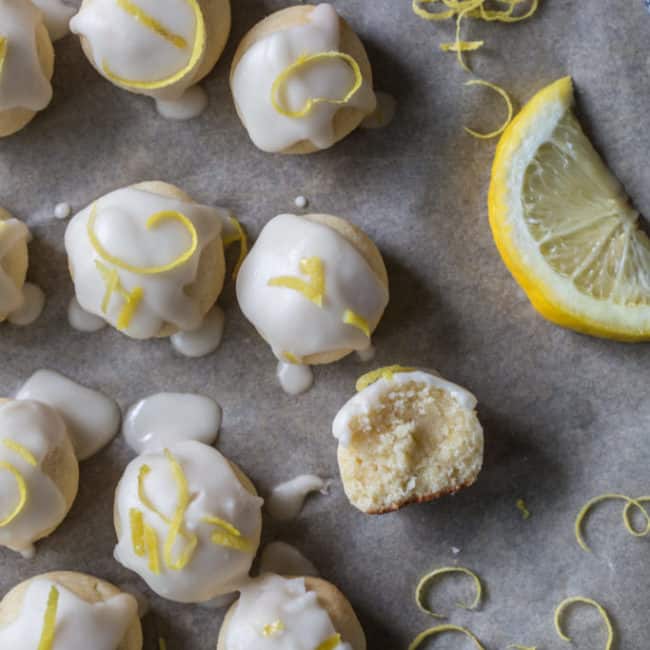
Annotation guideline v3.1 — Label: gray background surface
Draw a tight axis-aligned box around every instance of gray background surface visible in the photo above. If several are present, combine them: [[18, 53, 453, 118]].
[[1, 1, 650, 648]]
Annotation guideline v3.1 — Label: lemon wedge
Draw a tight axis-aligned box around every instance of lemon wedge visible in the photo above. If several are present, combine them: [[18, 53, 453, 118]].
[[489, 76, 650, 340]]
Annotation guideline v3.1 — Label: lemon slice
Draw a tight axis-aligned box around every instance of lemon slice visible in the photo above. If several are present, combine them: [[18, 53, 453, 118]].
[[489, 76, 650, 340]]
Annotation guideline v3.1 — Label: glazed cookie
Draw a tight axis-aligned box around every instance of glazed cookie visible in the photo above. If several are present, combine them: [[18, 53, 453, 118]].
[[0, 210, 29, 322], [217, 574, 366, 650], [0, 571, 142, 649], [236, 213, 389, 394], [70, 0, 231, 116], [230, 3, 376, 153], [64, 181, 227, 340], [0, 0, 54, 137], [113, 440, 263, 603], [0, 399, 78, 557], [333, 367, 484, 514]]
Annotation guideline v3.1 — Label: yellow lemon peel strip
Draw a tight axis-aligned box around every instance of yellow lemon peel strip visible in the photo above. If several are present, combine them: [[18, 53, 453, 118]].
[[412, 0, 456, 21], [130, 507, 146, 556], [103, 0, 205, 90], [440, 40, 484, 53], [116, 0, 187, 48], [480, 0, 538, 22], [507, 646, 537, 650], [463, 79, 513, 139], [268, 257, 325, 306], [415, 566, 482, 619], [2, 439, 37, 466], [408, 624, 485, 650], [0, 38, 7, 79], [95, 260, 144, 330], [201, 515, 255, 553], [516, 498, 531, 519], [222, 216, 248, 279], [283, 351, 302, 364], [88, 205, 198, 275], [37, 586, 59, 650], [554, 596, 614, 650], [271, 51, 363, 119], [163, 449, 198, 570], [356, 365, 416, 391], [0, 461, 28, 526], [315, 634, 343, 650], [262, 620, 285, 637], [574, 493, 650, 552], [144, 523, 161, 574], [342, 309, 371, 337], [448, 1, 484, 71], [622, 496, 650, 537]]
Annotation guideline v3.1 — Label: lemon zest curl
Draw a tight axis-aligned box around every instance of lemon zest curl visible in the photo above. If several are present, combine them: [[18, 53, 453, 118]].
[[408, 624, 485, 650], [554, 596, 614, 650], [415, 566, 483, 619]]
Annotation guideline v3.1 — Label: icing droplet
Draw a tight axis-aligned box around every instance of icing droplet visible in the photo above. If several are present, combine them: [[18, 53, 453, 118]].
[[259, 541, 319, 577], [123, 392, 221, 454], [356, 344, 375, 362], [294, 196, 308, 209], [360, 91, 397, 129], [16, 369, 121, 460], [19, 544, 35, 559], [155, 85, 208, 120], [266, 475, 326, 521], [276, 361, 313, 395], [170, 306, 225, 358], [53, 202, 72, 220], [8, 283, 45, 326], [67, 296, 107, 332]]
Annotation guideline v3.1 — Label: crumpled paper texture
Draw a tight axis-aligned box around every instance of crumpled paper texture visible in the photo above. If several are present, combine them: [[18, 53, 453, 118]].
[[1, 1, 650, 647]]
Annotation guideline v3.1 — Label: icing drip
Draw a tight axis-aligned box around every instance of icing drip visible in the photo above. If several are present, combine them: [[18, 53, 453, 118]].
[[0, 578, 138, 649], [32, 0, 75, 41], [53, 202, 71, 219], [332, 369, 478, 446], [123, 392, 221, 453], [294, 196, 308, 209], [231, 4, 376, 152], [356, 344, 375, 362], [114, 441, 263, 603], [70, 0, 204, 100], [259, 542, 319, 578], [360, 91, 396, 129], [0, 401, 69, 554], [17, 369, 121, 460], [64, 186, 224, 339], [276, 361, 313, 395], [0, 0, 52, 111], [155, 84, 207, 120], [237, 214, 388, 361], [7, 282, 44, 326], [67, 296, 107, 332], [0, 218, 29, 319], [170, 305, 224, 357], [266, 474, 326, 521], [224, 575, 352, 650]]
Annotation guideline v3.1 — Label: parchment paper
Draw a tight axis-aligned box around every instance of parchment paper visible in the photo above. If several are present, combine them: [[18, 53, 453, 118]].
[[2, 1, 650, 647]]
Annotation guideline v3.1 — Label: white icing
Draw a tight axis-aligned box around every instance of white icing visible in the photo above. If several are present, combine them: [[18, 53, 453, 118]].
[[258, 542, 318, 578], [53, 202, 71, 219], [7, 282, 44, 326], [155, 84, 207, 120], [332, 370, 479, 446], [123, 392, 221, 453], [0, 578, 138, 649], [360, 91, 396, 129], [0, 218, 30, 320], [0, 401, 69, 554], [224, 574, 352, 650], [356, 344, 375, 362], [293, 196, 308, 209], [16, 369, 121, 461], [276, 361, 313, 396], [70, 0, 202, 100], [0, 0, 52, 111], [170, 305, 224, 357], [114, 440, 263, 603], [231, 3, 376, 152], [237, 214, 388, 362], [32, 0, 74, 41], [266, 475, 325, 521], [64, 186, 224, 339], [67, 296, 107, 332]]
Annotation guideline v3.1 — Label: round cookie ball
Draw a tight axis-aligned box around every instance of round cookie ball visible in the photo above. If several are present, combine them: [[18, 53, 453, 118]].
[[65, 180, 226, 340], [217, 575, 366, 650], [0, 399, 79, 555], [0, 0, 54, 137], [0, 571, 142, 649], [230, 3, 376, 154], [0, 209, 29, 323], [71, 0, 231, 101]]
